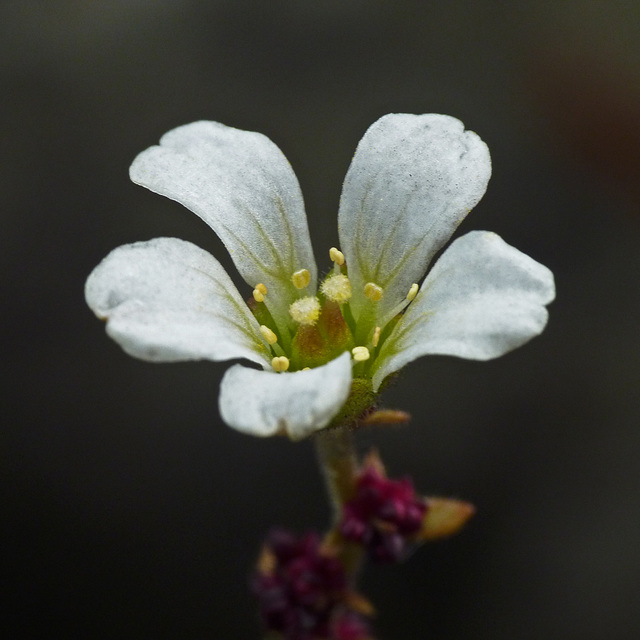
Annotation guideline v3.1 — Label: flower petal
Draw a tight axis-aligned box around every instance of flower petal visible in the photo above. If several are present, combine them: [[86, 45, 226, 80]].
[[85, 237, 271, 366], [219, 352, 353, 440], [371, 231, 555, 390], [338, 114, 491, 324], [129, 121, 317, 331]]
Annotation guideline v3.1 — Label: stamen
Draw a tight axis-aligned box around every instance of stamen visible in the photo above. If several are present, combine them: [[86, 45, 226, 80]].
[[321, 274, 352, 303], [329, 247, 345, 266], [364, 282, 383, 302], [271, 356, 290, 372], [259, 325, 278, 345], [289, 296, 321, 326], [253, 283, 267, 303], [372, 326, 381, 348], [352, 346, 370, 362], [291, 269, 311, 290], [384, 283, 421, 321]]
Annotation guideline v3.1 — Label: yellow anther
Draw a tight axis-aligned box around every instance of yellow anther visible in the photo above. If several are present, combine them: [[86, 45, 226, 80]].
[[260, 325, 278, 345], [321, 274, 352, 303], [329, 247, 345, 266], [291, 269, 311, 290], [386, 283, 420, 320], [289, 296, 321, 326], [253, 283, 267, 302], [352, 346, 370, 362], [302, 367, 311, 371], [406, 283, 419, 301], [364, 282, 383, 302], [271, 356, 290, 372], [372, 326, 381, 348]]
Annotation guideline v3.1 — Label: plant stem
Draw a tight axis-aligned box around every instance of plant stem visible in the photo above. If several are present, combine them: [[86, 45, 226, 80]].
[[314, 426, 365, 577], [314, 427, 359, 521]]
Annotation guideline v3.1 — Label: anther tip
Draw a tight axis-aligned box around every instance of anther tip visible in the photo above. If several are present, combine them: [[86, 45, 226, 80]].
[[289, 296, 321, 326], [406, 283, 419, 301], [321, 274, 352, 303], [253, 283, 267, 302], [292, 269, 311, 290], [260, 325, 278, 345], [329, 247, 345, 266], [364, 282, 383, 302], [352, 346, 370, 362], [271, 356, 290, 372]]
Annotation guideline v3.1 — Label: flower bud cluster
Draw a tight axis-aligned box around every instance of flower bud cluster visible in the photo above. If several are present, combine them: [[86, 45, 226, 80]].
[[340, 462, 428, 563], [331, 611, 373, 640], [251, 529, 372, 640]]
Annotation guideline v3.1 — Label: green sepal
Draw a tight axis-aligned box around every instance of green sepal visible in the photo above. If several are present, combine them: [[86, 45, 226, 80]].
[[328, 377, 377, 428]]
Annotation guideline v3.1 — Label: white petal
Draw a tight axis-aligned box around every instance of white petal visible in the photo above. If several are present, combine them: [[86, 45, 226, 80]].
[[371, 231, 555, 390], [85, 238, 271, 366], [129, 121, 317, 331], [219, 352, 353, 440], [338, 114, 491, 324]]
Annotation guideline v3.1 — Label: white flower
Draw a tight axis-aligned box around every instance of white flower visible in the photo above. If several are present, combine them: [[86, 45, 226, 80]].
[[85, 114, 555, 440]]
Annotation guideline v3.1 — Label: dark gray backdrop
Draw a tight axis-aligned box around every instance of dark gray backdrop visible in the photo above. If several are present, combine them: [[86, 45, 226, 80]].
[[2, 2, 640, 638]]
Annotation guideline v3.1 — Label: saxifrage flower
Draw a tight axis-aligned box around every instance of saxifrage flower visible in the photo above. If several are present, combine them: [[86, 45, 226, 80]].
[[85, 114, 555, 440]]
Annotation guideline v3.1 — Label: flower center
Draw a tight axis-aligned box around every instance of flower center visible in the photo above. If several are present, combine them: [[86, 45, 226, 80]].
[[248, 249, 419, 378]]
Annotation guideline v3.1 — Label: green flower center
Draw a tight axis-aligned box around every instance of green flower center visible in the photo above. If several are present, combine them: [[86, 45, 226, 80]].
[[248, 247, 417, 383]]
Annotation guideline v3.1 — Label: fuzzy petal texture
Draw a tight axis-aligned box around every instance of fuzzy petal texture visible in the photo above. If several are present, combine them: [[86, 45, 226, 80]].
[[129, 121, 317, 332], [85, 238, 271, 366], [338, 114, 491, 324], [371, 231, 555, 390], [219, 352, 353, 440]]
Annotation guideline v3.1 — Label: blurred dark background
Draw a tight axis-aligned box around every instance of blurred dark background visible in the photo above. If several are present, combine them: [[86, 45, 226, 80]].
[[2, 1, 639, 638]]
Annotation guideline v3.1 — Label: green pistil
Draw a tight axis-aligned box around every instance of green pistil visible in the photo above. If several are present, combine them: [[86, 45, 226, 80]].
[[290, 298, 354, 370], [291, 325, 325, 369], [317, 300, 354, 358]]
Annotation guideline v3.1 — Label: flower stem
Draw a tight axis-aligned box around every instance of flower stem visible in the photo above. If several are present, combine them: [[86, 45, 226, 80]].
[[314, 427, 359, 520], [314, 427, 365, 577]]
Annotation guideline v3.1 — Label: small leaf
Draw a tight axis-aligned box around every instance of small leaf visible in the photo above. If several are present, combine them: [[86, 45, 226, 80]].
[[360, 409, 411, 426], [256, 545, 276, 575], [344, 590, 376, 617], [418, 497, 476, 541]]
